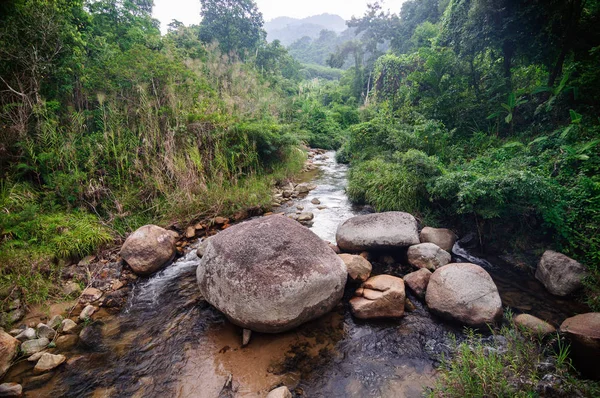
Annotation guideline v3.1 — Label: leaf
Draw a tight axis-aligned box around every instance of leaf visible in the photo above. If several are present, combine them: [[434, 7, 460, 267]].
[[576, 154, 590, 161], [505, 113, 513, 124], [569, 109, 582, 124]]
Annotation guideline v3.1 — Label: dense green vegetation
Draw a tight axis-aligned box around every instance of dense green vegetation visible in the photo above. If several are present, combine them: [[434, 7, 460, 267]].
[[0, 0, 314, 307], [430, 313, 600, 397], [308, 0, 600, 311]]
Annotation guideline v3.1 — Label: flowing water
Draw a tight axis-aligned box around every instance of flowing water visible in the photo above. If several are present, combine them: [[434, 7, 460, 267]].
[[9, 151, 586, 397]]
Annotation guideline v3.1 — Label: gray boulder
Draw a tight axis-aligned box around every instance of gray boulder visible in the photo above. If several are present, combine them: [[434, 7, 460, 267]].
[[535, 250, 588, 296], [120, 225, 176, 275], [336, 212, 419, 252], [426, 263, 503, 327], [197, 216, 347, 333], [407, 243, 451, 271], [419, 227, 457, 252]]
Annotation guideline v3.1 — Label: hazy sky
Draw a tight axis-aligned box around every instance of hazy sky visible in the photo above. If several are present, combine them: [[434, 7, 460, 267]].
[[153, 0, 407, 33]]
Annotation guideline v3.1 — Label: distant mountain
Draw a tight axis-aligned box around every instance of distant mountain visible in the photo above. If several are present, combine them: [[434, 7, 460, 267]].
[[265, 14, 347, 46]]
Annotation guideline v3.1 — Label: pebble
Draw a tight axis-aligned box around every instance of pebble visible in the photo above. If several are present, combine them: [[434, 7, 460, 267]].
[[36, 323, 56, 340], [79, 305, 97, 321], [15, 328, 36, 342], [48, 315, 64, 330], [311, 198, 321, 205], [61, 319, 78, 334], [21, 338, 50, 356], [0, 383, 22, 397], [33, 353, 66, 374]]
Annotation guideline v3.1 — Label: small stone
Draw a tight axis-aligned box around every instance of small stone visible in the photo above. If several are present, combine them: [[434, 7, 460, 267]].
[[112, 280, 124, 291], [0, 383, 22, 397], [185, 226, 196, 239], [56, 335, 78, 350], [15, 328, 36, 342], [407, 243, 451, 271], [79, 305, 97, 321], [266, 386, 292, 398], [36, 324, 56, 340], [317, 205, 327, 210], [33, 353, 66, 374], [20, 338, 50, 356], [196, 236, 214, 258], [168, 230, 180, 240], [403, 268, 432, 299], [311, 198, 321, 205], [63, 281, 82, 297], [242, 329, 252, 347], [297, 212, 314, 222], [27, 350, 47, 362], [79, 324, 103, 349], [8, 329, 22, 337], [61, 319, 78, 334], [78, 255, 96, 266], [80, 287, 103, 303], [47, 315, 64, 330], [296, 205, 304, 211], [405, 298, 416, 312], [514, 314, 556, 336], [338, 254, 372, 283], [213, 217, 229, 225]]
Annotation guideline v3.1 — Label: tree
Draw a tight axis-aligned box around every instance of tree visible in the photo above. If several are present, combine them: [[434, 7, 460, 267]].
[[198, 0, 265, 59]]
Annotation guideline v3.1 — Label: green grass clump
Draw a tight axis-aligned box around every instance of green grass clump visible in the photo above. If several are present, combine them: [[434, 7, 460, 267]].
[[429, 315, 600, 397]]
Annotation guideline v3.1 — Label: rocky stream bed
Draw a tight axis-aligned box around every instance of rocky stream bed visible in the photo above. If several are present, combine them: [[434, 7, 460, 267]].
[[0, 150, 596, 397]]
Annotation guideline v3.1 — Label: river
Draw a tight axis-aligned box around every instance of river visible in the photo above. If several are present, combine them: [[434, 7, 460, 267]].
[[13, 151, 585, 397]]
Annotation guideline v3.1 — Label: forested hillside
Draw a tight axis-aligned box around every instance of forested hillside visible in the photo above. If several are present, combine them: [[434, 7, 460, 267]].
[[0, 0, 318, 306], [265, 13, 347, 45], [307, 0, 600, 311]]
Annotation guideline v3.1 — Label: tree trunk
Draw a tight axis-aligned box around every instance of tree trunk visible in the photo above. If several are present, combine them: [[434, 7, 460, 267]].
[[548, 0, 585, 87]]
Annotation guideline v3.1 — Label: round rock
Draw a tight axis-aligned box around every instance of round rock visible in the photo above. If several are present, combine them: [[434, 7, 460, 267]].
[[120, 225, 176, 275], [535, 250, 588, 296], [514, 314, 555, 336], [350, 275, 405, 319], [197, 216, 347, 333], [407, 243, 451, 271], [338, 254, 372, 283], [419, 227, 457, 252], [426, 263, 503, 327], [336, 212, 419, 252], [560, 313, 600, 379]]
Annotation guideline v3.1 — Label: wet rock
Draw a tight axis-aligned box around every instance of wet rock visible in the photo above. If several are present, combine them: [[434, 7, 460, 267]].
[[61, 319, 78, 334], [560, 313, 600, 379], [79, 305, 97, 321], [91, 262, 123, 291], [36, 324, 56, 340], [242, 329, 252, 347], [426, 263, 503, 327], [63, 281, 82, 297], [338, 254, 372, 283], [0, 331, 19, 378], [27, 350, 47, 362], [111, 280, 124, 291], [100, 289, 129, 308], [0, 383, 22, 397], [21, 338, 49, 356], [535, 250, 588, 296], [336, 212, 419, 252], [350, 275, 405, 319], [48, 315, 63, 330], [33, 353, 66, 374], [79, 324, 103, 350], [80, 287, 103, 303], [405, 297, 416, 312], [55, 335, 78, 350], [297, 212, 314, 222], [317, 205, 327, 210], [197, 216, 347, 333], [120, 225, 176, 276], [15, 328, 36, 342], [407, 243, 451, 271], [296, 183, 311, 194], [296, 205, 304, 211], [311, 198, 321, 205], [266, 386, 292, 398], [196, 236, 214, 258], [185, 226, 196, 239], [403, 268, 432, 299], [419, 227, 457, 252], [514, 314, 556, 336]]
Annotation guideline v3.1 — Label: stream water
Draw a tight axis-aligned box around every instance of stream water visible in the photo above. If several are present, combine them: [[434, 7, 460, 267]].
[[10, 151, 586, 397]]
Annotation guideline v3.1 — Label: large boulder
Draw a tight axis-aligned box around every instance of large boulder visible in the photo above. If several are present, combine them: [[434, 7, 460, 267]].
[[407, 243, 451, 271], [535, 250, 588, 296], [426, 263, 503, 327], [560, 313, 600, 380], [0, 331, 19, 378], [338, 254, 372, 283], [336, 212, 419, 252], [197, 216, 347, 333], [350, 275, 405, 319], [120, 225, 176, 276], [419, 227, 457, 252]]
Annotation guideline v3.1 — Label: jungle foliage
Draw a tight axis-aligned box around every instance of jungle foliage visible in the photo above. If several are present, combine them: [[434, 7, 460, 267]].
[[309, 0, 600, 310]]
